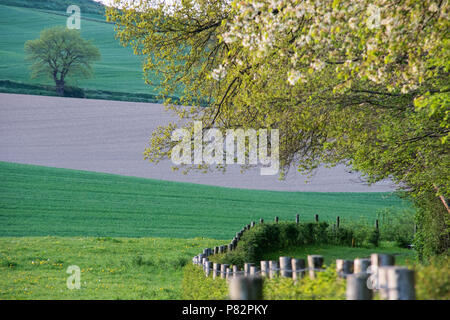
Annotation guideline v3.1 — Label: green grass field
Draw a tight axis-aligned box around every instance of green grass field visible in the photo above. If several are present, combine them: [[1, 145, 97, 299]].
[[0, 236, 222, 299], [0, 161, 416, 299], [0, 161, 412, 239], [0, 3, 158, 94]]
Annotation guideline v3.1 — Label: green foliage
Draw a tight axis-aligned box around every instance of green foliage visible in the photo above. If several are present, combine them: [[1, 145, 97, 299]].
[[414, 255, 450, 300], [25, 26, 101, 96], [377, 207, 416, 248], [413, 190, 450, 261], [0, 161, 410, 239], [181, 264, 228, 300], [63, 85, 85, 98], [107, 0, 449, 263], [213, 222, 380, 267], [263, 267, 346, 300]]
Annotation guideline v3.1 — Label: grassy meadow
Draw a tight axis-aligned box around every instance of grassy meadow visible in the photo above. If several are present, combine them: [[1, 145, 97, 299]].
[[0, 161, 416, 299], [0, 236, 221, 299]]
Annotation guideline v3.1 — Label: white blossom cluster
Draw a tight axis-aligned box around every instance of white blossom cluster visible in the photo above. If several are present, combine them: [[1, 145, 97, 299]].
[[217, 0, 448, 91]]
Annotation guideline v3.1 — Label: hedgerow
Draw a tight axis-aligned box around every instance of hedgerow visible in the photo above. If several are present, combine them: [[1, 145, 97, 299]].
[[211, 222, 379, 267]]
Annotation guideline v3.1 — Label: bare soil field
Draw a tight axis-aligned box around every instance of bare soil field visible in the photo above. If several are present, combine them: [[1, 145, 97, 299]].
[[0, 93, 396, 192]]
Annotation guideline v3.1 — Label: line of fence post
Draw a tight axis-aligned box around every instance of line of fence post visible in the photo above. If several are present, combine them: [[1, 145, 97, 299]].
[[292, 258, 306, 282], [279, 256, 292, 278], [307, 255, 323, 279], [192, 215, 416, 300]]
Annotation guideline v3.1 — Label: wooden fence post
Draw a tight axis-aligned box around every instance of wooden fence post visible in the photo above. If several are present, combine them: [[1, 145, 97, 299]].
[[336, 259, 353, 278], [269, 260, 279, 278], [279, 256, 292, 278], [295, 214, 299, 224], [205, 261, 212, 277], [336, 216, 340, 229], [315, 214, 319, 222], [229, 276, 263, 300], [221, 264, 229, 279], [250, 265, 259, 276], [346, 273, 372, 300], [292, 258, 306, 281], [375, 219, 379, 230], [244, 263, 254, 277], [370, 253, 395, 294], [214, 246, 219, 254], [354, 258, 371, 274], [260, 218, 264, 224], [307, 255, 323, 279], [377, 266, 394, 299], [386, 267, 415, 300], [202, 257, 208, 271], [232, 265, 239, 278], [213, 263, 221, 279], [226, 267, 232, 280], [260, 261, 269, 277], [275, 216, 279, 223]]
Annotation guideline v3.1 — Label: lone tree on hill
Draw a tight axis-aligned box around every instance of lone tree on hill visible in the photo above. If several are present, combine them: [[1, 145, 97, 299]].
[[25, 26, 101, 96]]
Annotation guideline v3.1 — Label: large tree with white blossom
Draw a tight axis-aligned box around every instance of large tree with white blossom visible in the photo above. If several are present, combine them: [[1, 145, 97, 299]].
[[107, 0, 449, 259]]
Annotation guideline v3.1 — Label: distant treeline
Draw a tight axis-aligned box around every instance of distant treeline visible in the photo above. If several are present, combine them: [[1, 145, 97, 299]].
[[0, 80, 182, 104]]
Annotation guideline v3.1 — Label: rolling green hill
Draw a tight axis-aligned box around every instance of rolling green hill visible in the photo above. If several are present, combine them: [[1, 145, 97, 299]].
[[0, 2, 159, 95], [0, 161, 412, 239]]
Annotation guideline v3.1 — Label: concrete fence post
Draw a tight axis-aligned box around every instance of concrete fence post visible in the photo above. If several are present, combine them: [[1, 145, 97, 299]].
[[260, 218, 264, 224], [232, 265, 239, 278], [336, 259, 353, 278], [295, 214, 299, 224], [292, 258, 306, 281], [346, 273, 372, 300], [229, 276, 263, 300], [307, 255, 323, 279], [260, 261, 270, 277], [370, 253, 395, 294], [205, 261, 212, 277], [244, 263, 254, 277], [221, 264, 229, 279], [386, 267, 415, 300], [269, 260, 279, 278], [250, 265, 259, 276], [353, 258, 371, 274], [225, 267, 232, 280], [213, 263, 221, 279], [279, 256, 292, 278]]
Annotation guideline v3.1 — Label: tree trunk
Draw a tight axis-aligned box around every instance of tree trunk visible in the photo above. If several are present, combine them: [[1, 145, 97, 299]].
[[55, 79, 65, 96]]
